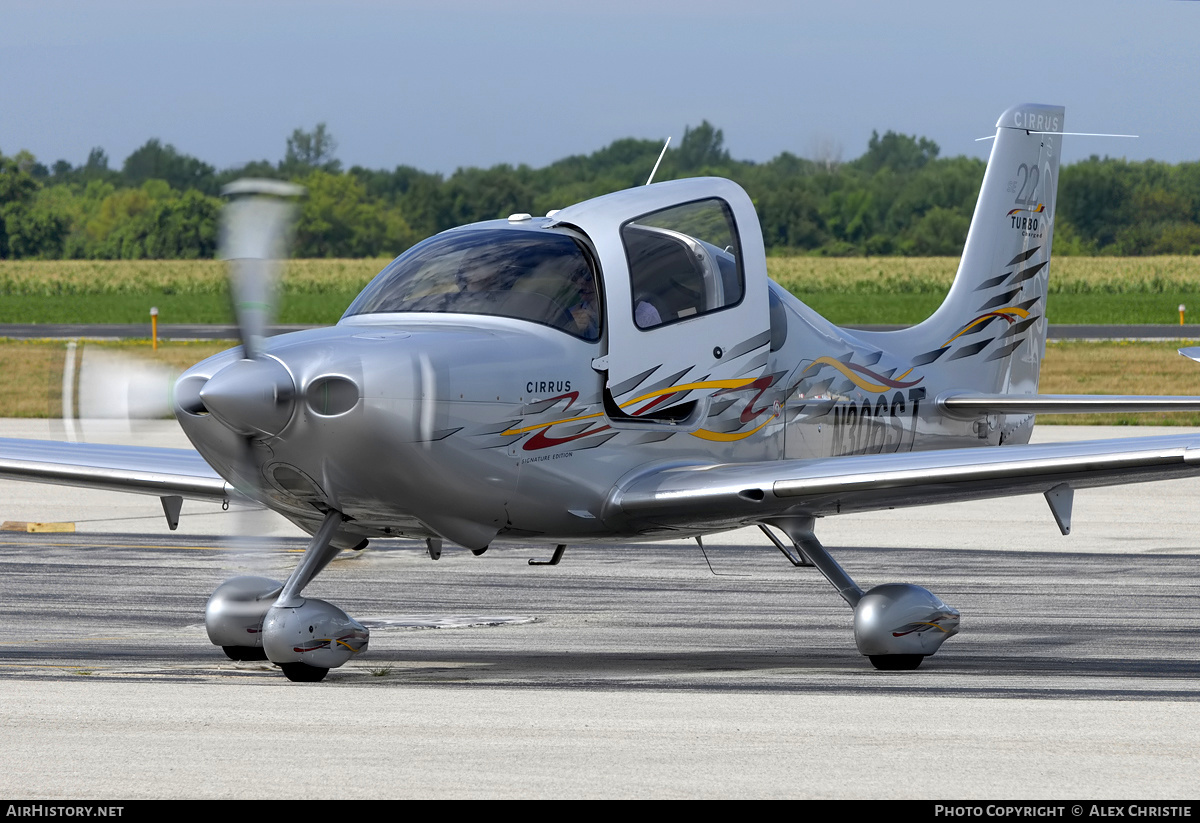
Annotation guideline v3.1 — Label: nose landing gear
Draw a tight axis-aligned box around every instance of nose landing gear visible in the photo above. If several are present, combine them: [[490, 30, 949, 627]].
[[205, 510, 369, 682]]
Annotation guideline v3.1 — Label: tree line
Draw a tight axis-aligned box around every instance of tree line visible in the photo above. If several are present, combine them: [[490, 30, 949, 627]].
[[2, 122, 1198, 261]]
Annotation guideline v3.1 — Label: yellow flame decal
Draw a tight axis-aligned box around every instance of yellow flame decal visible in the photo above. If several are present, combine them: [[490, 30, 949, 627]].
[[624, 377, 757, 405], [804, 357, 891, 394], [940, 307, 1031, 347], [503, 411, 603, 436], [691, 415, 777, 442]]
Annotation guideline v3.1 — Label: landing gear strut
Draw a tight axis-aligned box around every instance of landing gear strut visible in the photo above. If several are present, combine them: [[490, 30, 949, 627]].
[[763, 516, 960, 670]]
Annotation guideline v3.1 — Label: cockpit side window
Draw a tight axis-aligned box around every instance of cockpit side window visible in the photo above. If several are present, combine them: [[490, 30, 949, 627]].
[[342, 229, 601, 341], [620, 198, 744, 330]]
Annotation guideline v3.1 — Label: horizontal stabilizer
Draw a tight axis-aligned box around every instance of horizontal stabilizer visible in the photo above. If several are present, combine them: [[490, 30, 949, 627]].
[[936, 391, 1200, 418]]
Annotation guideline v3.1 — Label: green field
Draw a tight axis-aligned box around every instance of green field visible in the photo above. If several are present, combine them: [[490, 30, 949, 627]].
[[0, 292, 365, 324], [771, 256, 1200, 325], [0, 259, 382, 324], [0, 256, 1197, 325], [2, 338, 1199, 423], [801, 292, 1199, 326]]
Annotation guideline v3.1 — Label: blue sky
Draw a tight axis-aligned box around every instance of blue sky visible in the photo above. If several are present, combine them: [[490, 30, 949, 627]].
[[2, 0, 1197, 174]]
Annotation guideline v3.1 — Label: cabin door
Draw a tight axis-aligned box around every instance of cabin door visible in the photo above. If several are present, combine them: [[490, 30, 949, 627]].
[[579, 179, 771, 428]]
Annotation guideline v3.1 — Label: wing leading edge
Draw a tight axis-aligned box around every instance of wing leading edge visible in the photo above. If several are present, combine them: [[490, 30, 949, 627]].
[[607, 433, 1200, 532], [0, 438, 229, 502]]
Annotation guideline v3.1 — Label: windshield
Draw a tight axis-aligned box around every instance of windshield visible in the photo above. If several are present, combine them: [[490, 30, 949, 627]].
[[342, 228, 600, 341]]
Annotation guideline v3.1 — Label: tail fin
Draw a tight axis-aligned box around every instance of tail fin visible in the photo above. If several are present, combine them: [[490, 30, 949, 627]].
[[892, 104, 1065, 396]]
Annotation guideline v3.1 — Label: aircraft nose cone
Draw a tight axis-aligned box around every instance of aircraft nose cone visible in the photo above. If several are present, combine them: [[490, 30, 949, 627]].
[[199, 357, 296, 437]]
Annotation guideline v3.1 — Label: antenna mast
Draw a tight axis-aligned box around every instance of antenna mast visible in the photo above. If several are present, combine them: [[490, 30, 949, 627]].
[[645, 137, 672, 185]]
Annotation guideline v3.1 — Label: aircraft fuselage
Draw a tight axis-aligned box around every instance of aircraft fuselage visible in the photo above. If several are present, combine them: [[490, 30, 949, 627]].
[[176, 280, 1013, 549]]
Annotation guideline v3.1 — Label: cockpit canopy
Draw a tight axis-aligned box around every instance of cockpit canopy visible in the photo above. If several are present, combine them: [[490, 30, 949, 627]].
[[342, 193, 747, 347], [343, 226, 601, 340]]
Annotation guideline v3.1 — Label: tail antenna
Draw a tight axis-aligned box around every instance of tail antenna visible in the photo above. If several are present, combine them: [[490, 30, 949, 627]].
[[645, 137, 672, 185]]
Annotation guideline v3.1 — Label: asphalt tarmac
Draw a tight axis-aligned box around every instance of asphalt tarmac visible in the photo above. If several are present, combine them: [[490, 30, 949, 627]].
[[1, 423, 1199, 798]]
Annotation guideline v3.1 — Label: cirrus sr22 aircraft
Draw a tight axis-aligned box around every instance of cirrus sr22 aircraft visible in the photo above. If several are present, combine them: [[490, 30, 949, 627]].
[[4, 103, 1200, 682]]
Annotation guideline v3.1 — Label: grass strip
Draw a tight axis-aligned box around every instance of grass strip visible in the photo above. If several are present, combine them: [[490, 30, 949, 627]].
[[2, 338, 1199, 424], [2, 256, 1198, 325]]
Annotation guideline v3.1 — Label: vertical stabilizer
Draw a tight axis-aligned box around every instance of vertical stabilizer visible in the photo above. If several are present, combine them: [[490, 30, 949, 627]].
[[889, 104, 1064, 398]]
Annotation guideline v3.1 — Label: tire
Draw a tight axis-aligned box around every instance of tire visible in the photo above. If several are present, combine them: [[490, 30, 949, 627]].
[[222, 645, 268, 661], [868, 654, 924, 671], [279, 662, 330, 682]]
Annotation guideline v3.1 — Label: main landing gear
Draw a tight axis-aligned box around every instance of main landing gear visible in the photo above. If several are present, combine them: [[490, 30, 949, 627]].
[[761, 516, 960, 670], [205, 510, 369, 682]]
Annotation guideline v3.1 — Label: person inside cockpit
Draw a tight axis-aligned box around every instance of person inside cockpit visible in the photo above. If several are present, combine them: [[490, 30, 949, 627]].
[[635, 298, 662, 328], [566, 267, 600, 340]]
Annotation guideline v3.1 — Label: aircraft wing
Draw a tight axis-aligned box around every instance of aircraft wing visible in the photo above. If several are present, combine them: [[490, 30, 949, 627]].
[[0, 438, 230, 502], [609, 433, 1200, 532]]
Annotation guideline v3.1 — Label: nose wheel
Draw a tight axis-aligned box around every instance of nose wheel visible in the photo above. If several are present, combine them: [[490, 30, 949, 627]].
[[222, 645, 269, 662]]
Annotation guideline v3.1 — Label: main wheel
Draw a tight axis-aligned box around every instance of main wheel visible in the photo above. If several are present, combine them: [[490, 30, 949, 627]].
[[279, 662, 330, 682], [223, 645, 268, 661], [869, 654, 924, 671]]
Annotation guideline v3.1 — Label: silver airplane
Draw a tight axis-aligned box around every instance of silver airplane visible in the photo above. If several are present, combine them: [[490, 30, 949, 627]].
[[4, 103, 1200, 682]]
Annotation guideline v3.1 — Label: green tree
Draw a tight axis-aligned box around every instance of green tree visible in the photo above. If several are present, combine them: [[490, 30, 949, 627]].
[[0, 151, 41, 257], [281, 123, 341, 176], [903, 206, 971, 256], [122, 139, 217, 194], [142, 189, 221, 258], [294, 170, 416, 258], [673, 121, 731, 174], [349, 164, 448, 238], [755, 179, 826, 251], [81, 147, 118, 183], [3, 201, 69, 258], [1058, 157, 1132, 251], [857, 131, 939, 174], [442, 165, 535, 226], [216, 159, 284, 188], [822, 189, 877, 248]]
